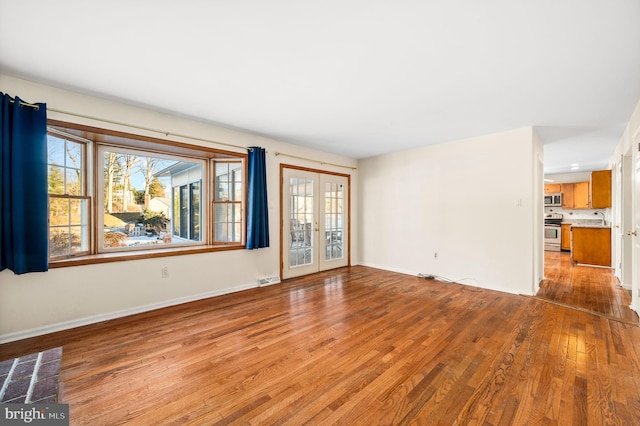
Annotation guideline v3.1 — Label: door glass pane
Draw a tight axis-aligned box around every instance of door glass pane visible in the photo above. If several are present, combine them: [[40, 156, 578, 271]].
[[190, 182, 200, 241], [173, 187, 180, 236], [180, 185, 188, 238], [324, 182, 344, 260], [289, 177, 314, 267]]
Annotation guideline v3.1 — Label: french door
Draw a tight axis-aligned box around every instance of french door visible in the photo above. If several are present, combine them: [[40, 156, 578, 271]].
[[282, 167, 349, 279]]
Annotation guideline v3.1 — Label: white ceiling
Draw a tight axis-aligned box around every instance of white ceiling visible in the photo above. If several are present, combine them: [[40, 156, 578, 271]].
[[1, 1, 639, 173]]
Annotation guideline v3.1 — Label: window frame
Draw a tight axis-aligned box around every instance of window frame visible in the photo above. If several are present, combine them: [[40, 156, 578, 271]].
[[47, 130, 92, 260], [212, 159, 245, 245], [47, 120, 248, 268], [96, 144, 209, 253]]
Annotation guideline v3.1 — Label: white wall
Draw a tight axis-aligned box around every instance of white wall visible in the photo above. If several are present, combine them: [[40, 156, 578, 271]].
[[610, 98, 640, 308], [612, 99, 640, 164], [544, 171, 592, 183], [358, 127, 538, 295], [0, 75, 359, 341], [532, 129, 544, 294]]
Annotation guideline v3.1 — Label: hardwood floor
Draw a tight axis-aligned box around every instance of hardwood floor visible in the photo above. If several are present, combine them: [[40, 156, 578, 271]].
[[1, 264, 640, 425], [538, 251, 638, 325]]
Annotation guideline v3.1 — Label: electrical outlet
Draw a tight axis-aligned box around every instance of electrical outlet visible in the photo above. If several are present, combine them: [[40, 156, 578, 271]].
[[161, 267, 168, 278]]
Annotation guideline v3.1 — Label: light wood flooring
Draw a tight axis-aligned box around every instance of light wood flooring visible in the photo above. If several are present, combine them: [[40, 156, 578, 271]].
[[1, 261, 639, 425], [538, 251, 638, 325]]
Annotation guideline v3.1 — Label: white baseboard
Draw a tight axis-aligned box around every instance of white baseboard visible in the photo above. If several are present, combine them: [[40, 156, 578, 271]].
[[259, 279, 281, 287], [0, 282, 259, 344], [358, 262, 419, 277], [359, 262, 522, 296]]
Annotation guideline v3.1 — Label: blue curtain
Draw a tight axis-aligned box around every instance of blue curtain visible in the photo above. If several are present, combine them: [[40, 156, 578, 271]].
[[246, 146, 269, 249], [0, 93, 48, 274]]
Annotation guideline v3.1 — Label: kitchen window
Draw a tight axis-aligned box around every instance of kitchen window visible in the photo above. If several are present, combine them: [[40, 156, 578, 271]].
[[47, 121, 246, 264]]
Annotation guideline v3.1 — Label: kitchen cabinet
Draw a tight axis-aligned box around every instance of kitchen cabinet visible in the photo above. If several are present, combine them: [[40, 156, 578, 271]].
[[591, 170, 612, 208], [544, 184, 561, 194], [573, 181, 590, 209], [572, 227, 611, 266], [557, 181, 588, 210], [561, 224, 571, 251], [560, 184, 575, 209], [545, 170, 610, 210]]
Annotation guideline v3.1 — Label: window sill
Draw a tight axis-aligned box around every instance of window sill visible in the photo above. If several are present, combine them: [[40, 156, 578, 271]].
[[49, 244, 245, 268]]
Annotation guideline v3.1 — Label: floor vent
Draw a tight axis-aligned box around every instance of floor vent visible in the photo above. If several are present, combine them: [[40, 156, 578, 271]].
[[258, 276, 281, 286]]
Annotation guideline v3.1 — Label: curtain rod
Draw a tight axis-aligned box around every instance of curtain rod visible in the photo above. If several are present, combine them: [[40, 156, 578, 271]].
[[37, 106, 356, 167], [47, 107, 250, 152], [274, 152, 357, 170], [8, 99, 40, 110]]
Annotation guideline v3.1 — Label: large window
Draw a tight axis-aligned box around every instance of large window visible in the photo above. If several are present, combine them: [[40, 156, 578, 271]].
[[47, 131, 90, 258], [97, 146, 206, 250], [46, 122, 246, 262]]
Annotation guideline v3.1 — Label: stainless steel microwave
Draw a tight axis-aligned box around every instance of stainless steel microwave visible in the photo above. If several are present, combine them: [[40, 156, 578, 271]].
[[544, 193, 562, 207]]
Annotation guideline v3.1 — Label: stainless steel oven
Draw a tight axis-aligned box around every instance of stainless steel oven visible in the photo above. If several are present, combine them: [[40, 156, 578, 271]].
[[544, 213, 563, 251]]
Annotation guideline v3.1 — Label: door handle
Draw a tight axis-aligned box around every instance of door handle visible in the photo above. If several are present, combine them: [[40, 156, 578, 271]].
[[628, 230, 638, 236]]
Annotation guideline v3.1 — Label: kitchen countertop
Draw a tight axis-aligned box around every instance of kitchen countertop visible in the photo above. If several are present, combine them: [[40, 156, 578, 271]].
[[561, 219, 610, 229]]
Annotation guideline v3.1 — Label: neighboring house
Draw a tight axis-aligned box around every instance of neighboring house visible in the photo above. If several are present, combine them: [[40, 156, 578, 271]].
[[154, 162, 202, 242], [148, 197, 170, 217]]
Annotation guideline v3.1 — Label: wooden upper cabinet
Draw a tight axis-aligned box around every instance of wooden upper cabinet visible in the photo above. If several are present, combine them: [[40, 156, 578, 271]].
[[591, 170, 612, 209], [573, 181, 590, 209], [560, 183, 575, 209], [544, 183, 561, 194], [544, 170, 610, 210]]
